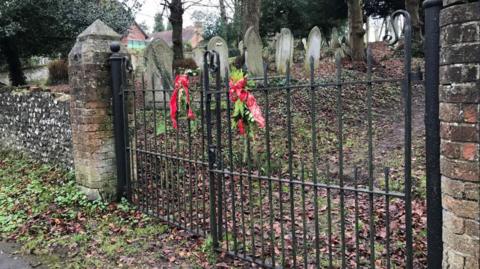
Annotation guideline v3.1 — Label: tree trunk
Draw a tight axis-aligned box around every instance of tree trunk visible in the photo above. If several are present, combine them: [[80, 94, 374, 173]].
[[219, 0, 228, 26], [241, 0, 261, 36], [0, 38, 26, 86], [405, 0, 423, 54], [169, 0, 184, 61], [347, 0, 366, 61]]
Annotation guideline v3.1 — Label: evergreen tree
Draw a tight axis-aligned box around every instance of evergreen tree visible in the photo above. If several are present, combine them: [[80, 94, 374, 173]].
[[153, 12, 165, 32]]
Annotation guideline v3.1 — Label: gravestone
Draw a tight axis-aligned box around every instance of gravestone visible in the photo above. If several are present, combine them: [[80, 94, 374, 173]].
[[330, 27, 341, 50], [207, 36, 229, 78], [192, 47, 205, 70], [143, 38, 173, 107], [238, 40, 244, 55], [244, 26, 264, 77], [304, 26, 322, 74], [330, 27, 347, 59], [275, 28, 294, 74]]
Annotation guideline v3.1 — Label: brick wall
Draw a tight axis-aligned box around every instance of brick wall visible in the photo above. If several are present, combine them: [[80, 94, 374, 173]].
[[0, 88, 73, 169], [440, 0, 480, 268]]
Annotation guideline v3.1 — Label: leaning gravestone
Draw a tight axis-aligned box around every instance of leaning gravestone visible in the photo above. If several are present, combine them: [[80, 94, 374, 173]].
[[207, 36, 229, 78], [244, 26, 264, 77], [143, 38, 173, 107], [192, 47, 205, 70], [275, 28, 294, 74], [305, 26, 322, 74]]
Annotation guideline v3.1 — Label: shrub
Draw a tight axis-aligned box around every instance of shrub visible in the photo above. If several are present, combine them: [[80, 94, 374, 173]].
[[47, 59, 68, 85]]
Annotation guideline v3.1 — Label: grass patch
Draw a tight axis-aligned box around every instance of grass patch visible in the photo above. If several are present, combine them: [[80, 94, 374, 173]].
[[0, 151, 213, 268]]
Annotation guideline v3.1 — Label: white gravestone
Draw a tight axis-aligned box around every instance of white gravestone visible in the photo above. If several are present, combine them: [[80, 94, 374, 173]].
[[207, 36, 230, 78], [244, 26, 264, 77], [275, 28, 294, 75], [305, 26, 323, 74]]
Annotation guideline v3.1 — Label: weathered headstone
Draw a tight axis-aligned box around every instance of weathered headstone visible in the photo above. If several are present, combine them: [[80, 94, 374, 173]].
[[238, 40, 244, 55], [275, 28, 294, 74], [207, 36, 229, 78], [244, 26, 264, 77], [330, 27, 348, 59], [192, 47, 205, 70], [304, 26, 322, 74], [143, 38, 173, 107], [330, 27, 341, 50]]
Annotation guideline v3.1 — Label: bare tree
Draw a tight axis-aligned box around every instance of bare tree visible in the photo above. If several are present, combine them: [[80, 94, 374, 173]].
[[405, 0, 423, 52], [240, 0, 261, 36], [158, 0, 218, 61], [347, 0, 365, 61], [219, 0, 228, 25]]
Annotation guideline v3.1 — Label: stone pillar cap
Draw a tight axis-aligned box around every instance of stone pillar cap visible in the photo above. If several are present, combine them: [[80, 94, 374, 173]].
[[77, 19, 121, 42]]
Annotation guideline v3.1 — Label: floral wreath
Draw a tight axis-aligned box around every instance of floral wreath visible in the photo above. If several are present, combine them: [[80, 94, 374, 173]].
[[229, 69, 265, 136], [170, 74, 195, 129]]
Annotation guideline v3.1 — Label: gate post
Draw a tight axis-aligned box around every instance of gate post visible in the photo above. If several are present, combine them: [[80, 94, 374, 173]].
[[423, 1, 443, 268], [109, 42, 130, 201], [438, 0, 480, 268], [68, 20, 123, 201], [204, 50, 219, 249]]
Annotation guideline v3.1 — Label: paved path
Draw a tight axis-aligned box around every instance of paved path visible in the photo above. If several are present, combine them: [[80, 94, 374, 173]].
[[0, 241, 44, 269]]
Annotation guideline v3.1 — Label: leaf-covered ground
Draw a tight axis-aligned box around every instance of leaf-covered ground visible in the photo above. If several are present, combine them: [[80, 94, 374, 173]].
[[0, 151, 248, 268], [126, 43, 427, 268]]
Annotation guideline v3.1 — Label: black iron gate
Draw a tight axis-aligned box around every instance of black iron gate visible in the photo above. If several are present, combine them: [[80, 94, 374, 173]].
[[110, 7, 443, 269]]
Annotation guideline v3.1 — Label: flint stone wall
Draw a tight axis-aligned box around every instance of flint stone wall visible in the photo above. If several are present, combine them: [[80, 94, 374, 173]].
[[0, 88, 73, 169], [440, 0, 480, 268]]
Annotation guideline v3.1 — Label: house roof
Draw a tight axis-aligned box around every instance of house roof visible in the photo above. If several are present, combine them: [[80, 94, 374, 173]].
[[122, 21, 149, 40], [150, 26, 197, 47]]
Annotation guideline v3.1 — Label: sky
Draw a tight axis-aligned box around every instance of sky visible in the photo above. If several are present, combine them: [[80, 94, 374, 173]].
[[135, 0, 218, 33]]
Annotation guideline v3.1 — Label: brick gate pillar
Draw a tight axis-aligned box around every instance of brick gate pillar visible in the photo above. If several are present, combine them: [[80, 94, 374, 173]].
[[439, 0, 480, 268], [68, 20, 123, 201]]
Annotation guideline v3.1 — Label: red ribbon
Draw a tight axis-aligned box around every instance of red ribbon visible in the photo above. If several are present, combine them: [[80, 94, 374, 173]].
[[170, 75, 195, 129], [229, 77, 265, 134]]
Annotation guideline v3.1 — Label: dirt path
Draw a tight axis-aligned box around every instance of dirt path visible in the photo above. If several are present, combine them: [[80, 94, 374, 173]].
[[0, 241, 45, 269]]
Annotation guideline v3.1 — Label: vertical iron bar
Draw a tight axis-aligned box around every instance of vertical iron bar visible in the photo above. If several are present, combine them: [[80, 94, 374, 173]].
[[264, 64, 276, 268], [300, 162, 308, 269], [326, 164, 333, 267], [385, 167, 391, 269], [354, 167, 360, 268], [394, 10, 414, 269], [247, 135, 256, 258], [152, 75, 159, 217], [109, 43, 128, 201], [286, 60, 298, 268], [367, 45, 376, 269], [215, 56, 224, 241], [142, 74, 149, 213], [225, 70, 238, 253], [423, 1, 443, 268], [309, 57, 321, 268], [336, 54, 346, 269], [204, 51, 218, 248]]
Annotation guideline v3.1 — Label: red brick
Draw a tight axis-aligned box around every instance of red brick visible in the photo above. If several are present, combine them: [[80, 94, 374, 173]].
[[441, 122, 479, 142], [462, 143, 479, 161], [441, 157, 480, 182], [463, 104, 478, 123]]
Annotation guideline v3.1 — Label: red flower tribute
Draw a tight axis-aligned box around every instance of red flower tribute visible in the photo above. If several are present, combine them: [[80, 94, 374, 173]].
[[229, 69, 265, 136], [170, 75, 195, 129]]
